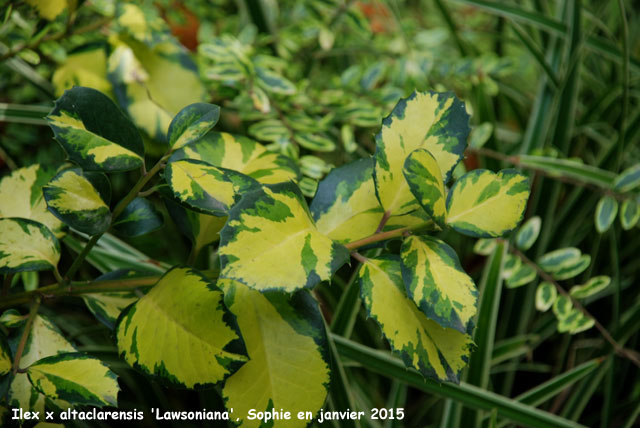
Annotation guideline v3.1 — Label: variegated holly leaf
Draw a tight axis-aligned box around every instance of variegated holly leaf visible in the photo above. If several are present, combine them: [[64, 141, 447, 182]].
[[83, 270, 145, 329], [27, 353, 119, 407], [516, 216, 541, 251], [403, 148, 446, 225], [0, 218, 60, 273], [220, 183, 349, 292], [374, 90, 470, 215], [359, 255, 473, 382], [620, 198, 640, 230], [43, 168, 111, 235], [535, 281, 556, 312], [570, 276, 611, 299], [220, 280, 330, 428], [116, 267, 247, 388], [168, 103, 220, 149], [8, 315, 76, 414], [400, 236, 477, 334], [165, 159, 259, 216], [311, 158, 430, 243], [170, 131, 299, 184], [446, 169, 529, 238], [0, 165, 65, 237], [0, 334, 11, 376], [47, 86, 144, 172], [595, 196, 618, 234], [113, 197, 163, 237]]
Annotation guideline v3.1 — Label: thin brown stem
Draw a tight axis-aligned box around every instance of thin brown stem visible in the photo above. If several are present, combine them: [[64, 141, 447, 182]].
[[375, 211, 391, 233], [351, 252, 368, 264], [507, 242, 640, 369], [344, 225, 413, 251], [11, 297, 41, 374]]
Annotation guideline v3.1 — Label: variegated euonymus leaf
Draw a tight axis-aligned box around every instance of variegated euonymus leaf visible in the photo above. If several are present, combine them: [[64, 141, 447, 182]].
[[473, 238, 497, 255], [359, 256, 473, 382], [505, 264, 536, 288], [0, 335, 10, 376], [169, 131, 299, 184], [220, 280, 330, 428], [538, 248, 591, 280], [374, 90, 470, 215], [9, 315, 76, 414], [113, 197, 163, 237], [400, 236, 477, 334], [595, 196, 618, 233], [27, 353, 119, 407], [311, 157, 431, 243], [0, 165, 65, 238], [168, 103, 220, 149], [46, 86, 145, 172], [165, 159, 259, 216], [0, 218, 60, 273], [0, 310, 23, 328], [116, 267, 247, 388], [83, 270, 142, 329], [43, 168, 111, 235], [403, 148, 447, 225], [446, 169, 529, 238], [553, 296, 594, 334], [613, 163, 640, 193], [536, 281, 556, 312], [515, 216, 541, 251], [570, 276, 611, 299], [220, 183, 350, 292], [620, 198, 640, 230], [502, 254, 522, 280]]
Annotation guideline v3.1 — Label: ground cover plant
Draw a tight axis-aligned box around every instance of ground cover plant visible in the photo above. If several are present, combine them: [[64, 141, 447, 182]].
[[0, 1, 639, 428]]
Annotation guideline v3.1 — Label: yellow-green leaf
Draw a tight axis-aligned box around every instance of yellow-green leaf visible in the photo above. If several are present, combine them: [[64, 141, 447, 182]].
[[403, 149, 446, 225], [553, 296, 594, 334], [570, 276, 611, 299], [169, 132, 299, 185], [473, 238, 497, 255], [52, 47, 112, 98], [116, 267, 247, 388], [505, 264, 536, 288], [165, 159, 258, 216], [168, 103, 220, 149], [26, 0, 67, 20], [535, 281, 556, 312], [220, 280, 330, 428], [27, 353, 119, 407], [446, 169, 530, 238], [595, 196, 618, 234], [0, 218, 60, 273], [515, 216, 541, 251], [502, 254, 522, 280], [359, 255, 473, 382], [0, 164, 65, 238], [83, 270, 142, 329], [400, 236, 477, 333], [47, 87, 144, 172], [9, 315, 76, 414], [0, 335, 11, 376], [374, 90, 470, 215], [43, 168, 111, 235], [311, 158, 429, 243], [220, 183, 349, 292]]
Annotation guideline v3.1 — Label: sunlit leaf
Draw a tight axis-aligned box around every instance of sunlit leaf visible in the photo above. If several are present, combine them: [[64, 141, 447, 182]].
[[52, 47, 112, 98], [0, 218, 60, 273]]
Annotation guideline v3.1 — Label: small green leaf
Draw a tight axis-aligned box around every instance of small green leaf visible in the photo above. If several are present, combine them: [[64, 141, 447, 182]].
[[113, 197, 163, 237], [359, 255, 473, 383], [595, 196, 618, 233], [220, 183, 349, 292], [43, 168, 111, 235], [515, 216, 541, 250], [46, 87, 144, 172], [165, 159, 259, 216], [535, 282, 556, 312], [220, 280, 330, 428], [538, 248, 581, 273], [446, 169, 530, 238], [0, 335, 11, 376], [255, 66, 296, 95], [502, 254, 522, 280], [400, 236, 477, 333], [374, 90, 470, 215], [168, 103, 220, 149], [248, 120, 290, 142], [553, 296, 594, 334], [0, 164, 65, 238], [300, 155, 332, 180], [0, 218, 60, 273], [619, 198, 640, 230], [505, 264, 536, 288], [403, 148, 446, 225], [613, 163, 640, 192], [469, 122, 493, 149], [570, 276, 611, 299], [552, 255, 591, 281], [296, 133, 336, 152], [116, 267, 247, 388], [1, 309, 24, 328], [27, 353, 119, 407], [473, 238, 497, 255]]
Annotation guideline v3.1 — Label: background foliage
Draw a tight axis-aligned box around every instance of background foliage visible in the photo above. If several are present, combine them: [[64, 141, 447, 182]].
[[1, 0, 639, 427]]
